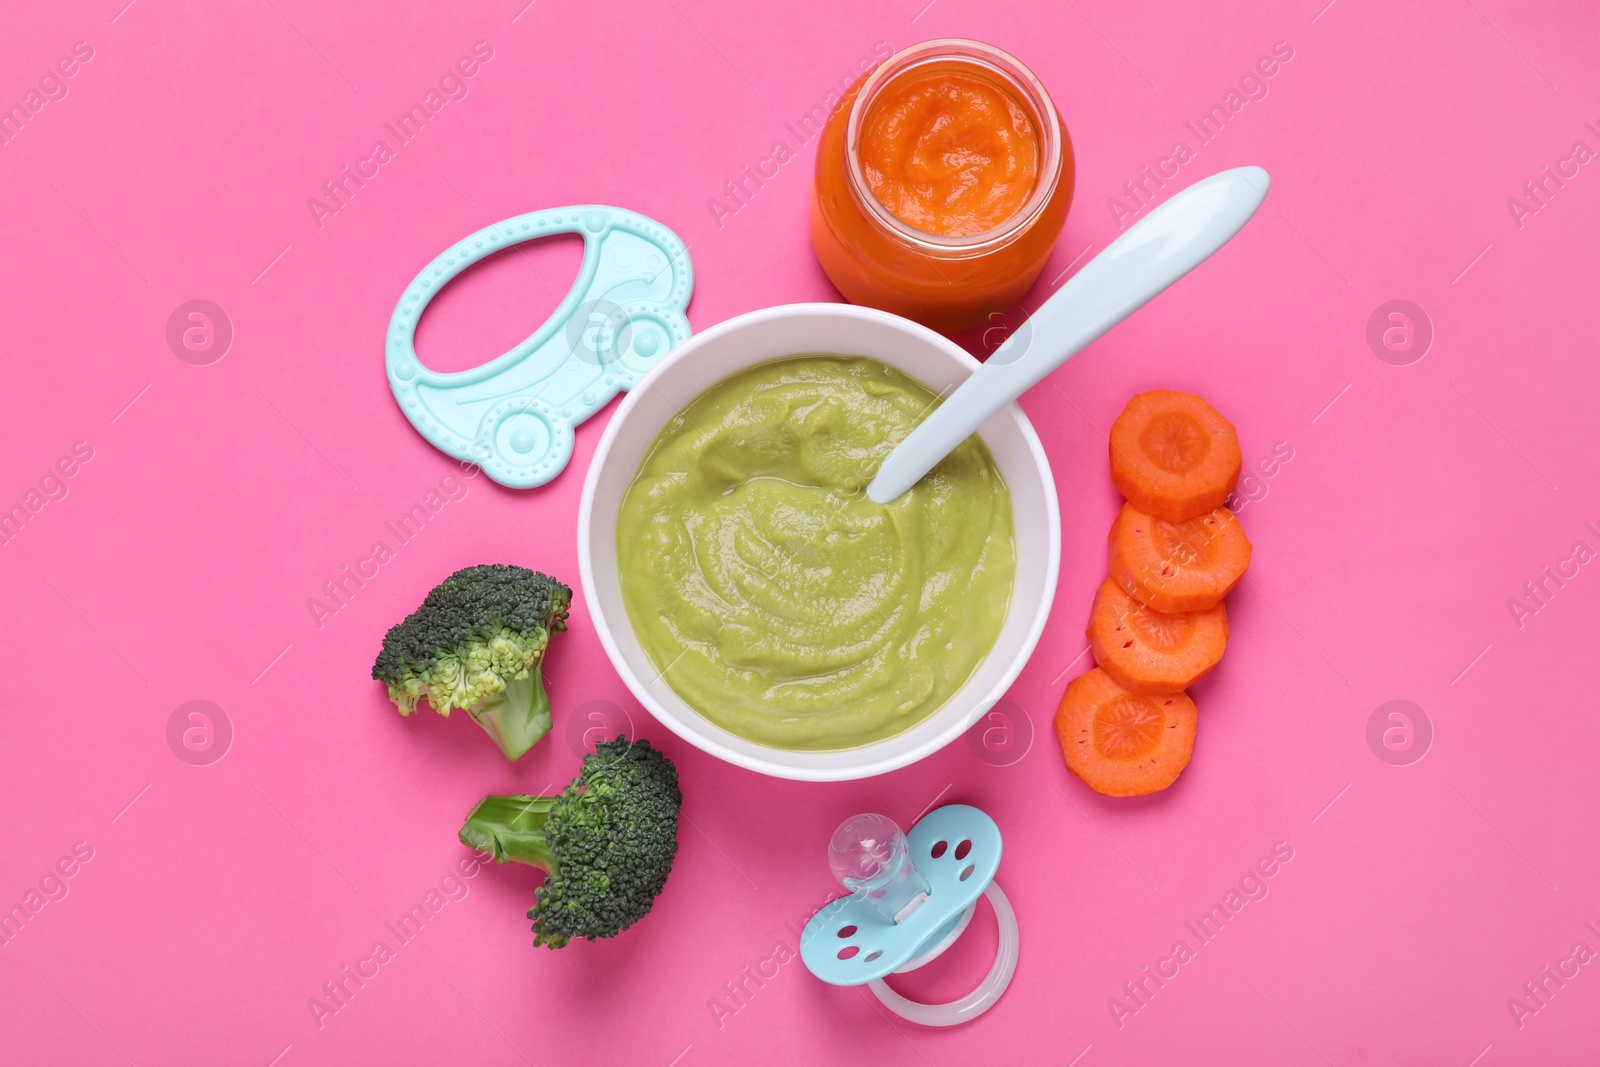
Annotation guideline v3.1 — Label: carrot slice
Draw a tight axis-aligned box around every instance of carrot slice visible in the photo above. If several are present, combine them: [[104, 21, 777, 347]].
[[1054, 668, 1197, 796], [1088, 578, 1228, 694], [1109, 502, 1251, 613], [1110, 391, 1241, 523]]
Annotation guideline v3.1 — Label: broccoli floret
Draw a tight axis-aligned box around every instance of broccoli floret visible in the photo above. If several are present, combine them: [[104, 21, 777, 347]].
[[372, 564, 571, 761], [459, 737, 682, 948]]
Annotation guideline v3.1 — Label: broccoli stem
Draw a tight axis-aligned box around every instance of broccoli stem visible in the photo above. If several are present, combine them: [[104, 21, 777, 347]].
[[466, 671, 552, 761], [460, 795, 562, 873]]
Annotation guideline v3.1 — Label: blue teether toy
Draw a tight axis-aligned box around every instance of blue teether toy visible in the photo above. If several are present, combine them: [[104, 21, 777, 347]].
[[386, 205, 693, 488], [801, 805, 1019, 1026]]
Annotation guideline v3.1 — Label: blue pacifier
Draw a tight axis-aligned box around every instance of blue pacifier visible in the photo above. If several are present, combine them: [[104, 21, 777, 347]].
[[385, 205, 693, 488], [800, 805, 1019, 1026]]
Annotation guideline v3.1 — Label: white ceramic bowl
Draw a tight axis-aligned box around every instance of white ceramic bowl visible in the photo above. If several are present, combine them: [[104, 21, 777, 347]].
[[578, 303, 1060, 781]]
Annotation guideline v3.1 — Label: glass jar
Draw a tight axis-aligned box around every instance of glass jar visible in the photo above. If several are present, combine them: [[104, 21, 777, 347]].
[[810, 39, 1075, 334]]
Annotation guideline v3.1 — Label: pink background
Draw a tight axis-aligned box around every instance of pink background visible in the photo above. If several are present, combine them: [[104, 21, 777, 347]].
[[2, 0, 1597, 1063]]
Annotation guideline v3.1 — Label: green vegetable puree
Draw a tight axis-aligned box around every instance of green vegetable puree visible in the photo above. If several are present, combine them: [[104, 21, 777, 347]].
[[617, 356, 1015, 750]]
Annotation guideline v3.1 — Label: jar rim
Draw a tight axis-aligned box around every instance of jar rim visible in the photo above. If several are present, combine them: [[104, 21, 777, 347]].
[[845, 39, 1063, 257]]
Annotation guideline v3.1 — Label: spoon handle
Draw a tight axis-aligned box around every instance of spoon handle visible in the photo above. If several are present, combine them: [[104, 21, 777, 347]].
[[865, 166, 1270, 504]]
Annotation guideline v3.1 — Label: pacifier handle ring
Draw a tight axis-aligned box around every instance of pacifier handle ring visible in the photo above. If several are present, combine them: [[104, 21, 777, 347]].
[[866, 881, 1019, 1026]]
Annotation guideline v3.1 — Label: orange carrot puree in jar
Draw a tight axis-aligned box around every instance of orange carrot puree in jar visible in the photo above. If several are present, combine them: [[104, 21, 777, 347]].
[[811, 39, 1074, 334]]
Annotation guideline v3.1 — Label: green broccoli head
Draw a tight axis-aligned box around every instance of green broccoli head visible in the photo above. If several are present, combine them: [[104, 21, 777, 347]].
[[372, 564, 571, 761], [459, 737, 682, 948]]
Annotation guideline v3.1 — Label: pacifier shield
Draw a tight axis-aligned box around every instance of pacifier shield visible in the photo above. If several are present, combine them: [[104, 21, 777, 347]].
[[800, 804, 1018, 1026], [801, 804, 1004, 985], [386, 206, 693, 488]]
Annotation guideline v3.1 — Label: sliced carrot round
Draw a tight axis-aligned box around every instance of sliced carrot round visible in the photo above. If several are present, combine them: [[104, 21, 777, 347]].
[[1110, 391, 1241, 523], [1109, 502, 1251, 614], [1054, 668, 1197, 796], [1088, 578, 1228, 694]]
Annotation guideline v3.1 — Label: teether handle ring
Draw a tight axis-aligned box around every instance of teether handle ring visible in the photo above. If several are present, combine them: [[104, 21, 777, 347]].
[[384, 206, 693, 489], [867, 881, 1019, 1026]]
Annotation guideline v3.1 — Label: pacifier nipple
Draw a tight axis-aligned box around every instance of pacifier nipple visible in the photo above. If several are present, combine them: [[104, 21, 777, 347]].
[[828, 813, 930, 924]]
